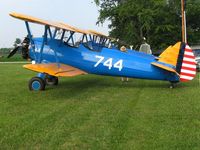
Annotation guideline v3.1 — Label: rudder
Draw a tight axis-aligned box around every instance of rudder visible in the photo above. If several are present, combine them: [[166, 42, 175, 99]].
[[176, 43, 196, 82]]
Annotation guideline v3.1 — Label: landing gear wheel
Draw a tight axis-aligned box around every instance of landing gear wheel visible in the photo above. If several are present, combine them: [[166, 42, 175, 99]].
[[169, 85, 174, 89], [45, 76, 58, 86], [29, 77, 46, 91]]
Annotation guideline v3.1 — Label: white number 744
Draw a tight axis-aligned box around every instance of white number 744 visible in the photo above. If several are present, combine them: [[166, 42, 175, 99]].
[[94, 55, 123, 71]]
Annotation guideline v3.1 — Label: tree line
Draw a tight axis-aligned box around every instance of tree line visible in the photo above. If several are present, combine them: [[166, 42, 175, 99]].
[[0, 38, 21, 56], [94, 0, 200, 51]]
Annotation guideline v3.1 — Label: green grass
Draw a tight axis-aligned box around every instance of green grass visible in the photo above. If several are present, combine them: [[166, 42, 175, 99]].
[[1, 64, 200, 150]]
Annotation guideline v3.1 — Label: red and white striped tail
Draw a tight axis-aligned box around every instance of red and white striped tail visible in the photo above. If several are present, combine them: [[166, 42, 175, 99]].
[[180, 44, 196, 82]]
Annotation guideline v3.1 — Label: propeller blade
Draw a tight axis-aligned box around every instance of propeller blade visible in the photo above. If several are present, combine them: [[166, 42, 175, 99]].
[[7, 46, 21, 58]]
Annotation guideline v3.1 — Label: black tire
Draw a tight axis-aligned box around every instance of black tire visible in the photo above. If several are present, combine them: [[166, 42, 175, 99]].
[[169, 82, 177, 89], [45, 76, 58, 86], [29, 77, 46, 91]]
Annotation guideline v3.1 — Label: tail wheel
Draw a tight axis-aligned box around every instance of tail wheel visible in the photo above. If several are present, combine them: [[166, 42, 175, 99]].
[[29, 77, 46, 91], [169, 82, 177, 89], [45, 76, 58, 86], [169, 84, 175, 89]]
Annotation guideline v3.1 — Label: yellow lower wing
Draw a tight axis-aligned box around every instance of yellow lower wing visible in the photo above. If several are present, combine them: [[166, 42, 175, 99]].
[[23, 63, 87, 77]]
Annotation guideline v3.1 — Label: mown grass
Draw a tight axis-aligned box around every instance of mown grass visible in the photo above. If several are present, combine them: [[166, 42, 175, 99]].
[[0, 64, 200, 150]]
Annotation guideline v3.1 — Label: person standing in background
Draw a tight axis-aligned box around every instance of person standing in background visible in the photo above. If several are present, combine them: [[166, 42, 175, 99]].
[[139, 37, 152, 54], [120, 46, 129, 82]]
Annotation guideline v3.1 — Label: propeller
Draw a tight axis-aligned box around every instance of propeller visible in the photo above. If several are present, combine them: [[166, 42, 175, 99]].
[[7, 37, 30, 59], [7, 46, 21, 58]]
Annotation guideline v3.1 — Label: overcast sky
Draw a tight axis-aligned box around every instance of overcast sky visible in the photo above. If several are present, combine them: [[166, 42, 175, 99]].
[[0, 0, 109, 47]]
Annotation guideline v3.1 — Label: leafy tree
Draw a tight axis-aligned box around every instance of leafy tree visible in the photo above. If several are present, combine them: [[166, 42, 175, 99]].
[[13, 38, 21, 47], [0, 48, 12, 56], [94, 0, 200, 51]]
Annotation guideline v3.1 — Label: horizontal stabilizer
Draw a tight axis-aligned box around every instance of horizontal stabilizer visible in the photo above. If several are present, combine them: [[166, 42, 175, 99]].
[[151, 62, 178, 75], [23, 63, 87, 77]]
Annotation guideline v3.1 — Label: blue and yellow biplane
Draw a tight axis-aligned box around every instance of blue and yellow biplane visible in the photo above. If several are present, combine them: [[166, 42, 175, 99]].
[[8, 12, 196, 91]]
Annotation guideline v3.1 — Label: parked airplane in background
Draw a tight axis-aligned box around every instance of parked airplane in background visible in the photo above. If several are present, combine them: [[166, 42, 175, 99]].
[[8, 12, 196, 91]]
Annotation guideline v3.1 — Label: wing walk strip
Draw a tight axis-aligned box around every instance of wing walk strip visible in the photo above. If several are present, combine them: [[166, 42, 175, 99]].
[[180, 44, 196, 82]]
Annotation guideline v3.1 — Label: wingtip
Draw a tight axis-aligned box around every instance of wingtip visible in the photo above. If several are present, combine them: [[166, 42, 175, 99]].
[[9, 12, 19, 18], [9, 12, 15, 17]]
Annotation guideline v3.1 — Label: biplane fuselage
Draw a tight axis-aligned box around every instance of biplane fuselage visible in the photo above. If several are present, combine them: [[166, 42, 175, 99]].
[[30, 37, 179, 82], [9, 12, 196, 90]]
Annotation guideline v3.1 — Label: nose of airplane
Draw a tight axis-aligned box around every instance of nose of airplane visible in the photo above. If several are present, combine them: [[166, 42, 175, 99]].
[[7, 37, 30, 60], [21, 37, 30, 59]]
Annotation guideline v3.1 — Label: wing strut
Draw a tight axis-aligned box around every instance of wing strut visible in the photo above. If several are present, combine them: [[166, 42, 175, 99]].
[[38, 25, 48, 63], [25, 21, 36, 61], [53, 29, 58, 39], [47, 26, 52, 39], [60, 29, 66, 45], [66, 31, 75, 44]]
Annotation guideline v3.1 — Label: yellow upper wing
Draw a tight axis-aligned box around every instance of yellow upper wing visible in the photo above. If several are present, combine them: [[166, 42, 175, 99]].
[[10, 12, 110, 38], [87, 30, 108, 37], [10, 12, 81, 33]]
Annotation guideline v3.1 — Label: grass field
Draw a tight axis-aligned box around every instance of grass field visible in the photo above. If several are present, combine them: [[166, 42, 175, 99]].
[[1, 63, 200, 150]]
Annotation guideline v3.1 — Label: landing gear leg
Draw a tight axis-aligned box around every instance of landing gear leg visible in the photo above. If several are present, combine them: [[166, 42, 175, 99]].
[[45, 75, 58, 86]]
